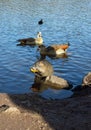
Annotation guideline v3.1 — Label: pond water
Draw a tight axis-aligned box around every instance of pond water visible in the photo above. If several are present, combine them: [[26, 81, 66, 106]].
[[0, 0, 91, 99]]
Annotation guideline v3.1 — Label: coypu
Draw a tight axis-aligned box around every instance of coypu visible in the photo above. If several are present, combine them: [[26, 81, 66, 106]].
[[30, 60, 72, 92], [31, 60, 54, 78]]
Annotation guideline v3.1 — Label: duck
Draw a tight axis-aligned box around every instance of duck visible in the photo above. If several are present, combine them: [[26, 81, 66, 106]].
[[17, 32, 43, 46], [38, 19, 43, 25], [38, 42, 70, 57]]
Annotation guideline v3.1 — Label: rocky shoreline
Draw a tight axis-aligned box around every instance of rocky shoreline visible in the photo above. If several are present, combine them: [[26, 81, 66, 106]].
[[0, 85, 91, 130]]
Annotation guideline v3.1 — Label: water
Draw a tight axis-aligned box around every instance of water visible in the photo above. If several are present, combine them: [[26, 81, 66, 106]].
[[0, 0, 91, 99]]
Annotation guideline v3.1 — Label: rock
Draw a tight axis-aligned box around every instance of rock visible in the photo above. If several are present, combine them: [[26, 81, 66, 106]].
[[31, 75, 72, 92], [45, 75, 72, 90], [0, 104, 9, 113], [4, 107, 20, 114]]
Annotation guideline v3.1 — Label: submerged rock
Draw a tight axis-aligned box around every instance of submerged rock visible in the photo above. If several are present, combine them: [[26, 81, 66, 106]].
[[32, 75, 72, 91]]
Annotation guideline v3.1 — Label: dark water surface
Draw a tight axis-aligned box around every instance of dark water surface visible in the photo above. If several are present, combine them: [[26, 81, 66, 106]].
[[0, 0, 91, 99]]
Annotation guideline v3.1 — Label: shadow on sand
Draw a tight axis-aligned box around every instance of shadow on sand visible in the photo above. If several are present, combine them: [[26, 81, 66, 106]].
[[6, 84, 91, 130]]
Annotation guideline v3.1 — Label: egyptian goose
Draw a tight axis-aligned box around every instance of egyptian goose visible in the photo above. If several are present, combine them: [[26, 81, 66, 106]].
[[38, 43, 70, 57], [17, 32, 43, 46], [38, 19, 43, 25]]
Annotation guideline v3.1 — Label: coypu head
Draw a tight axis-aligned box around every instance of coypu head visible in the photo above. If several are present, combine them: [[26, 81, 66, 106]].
[[30, 60, 54, 77]]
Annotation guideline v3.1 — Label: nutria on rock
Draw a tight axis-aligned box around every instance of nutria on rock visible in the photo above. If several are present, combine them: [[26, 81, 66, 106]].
[[30, 60, 72, 91]]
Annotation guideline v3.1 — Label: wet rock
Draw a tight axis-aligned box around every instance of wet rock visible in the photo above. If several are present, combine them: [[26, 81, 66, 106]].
[[31, 75, 72, 92], [45, 75, 72, 90]]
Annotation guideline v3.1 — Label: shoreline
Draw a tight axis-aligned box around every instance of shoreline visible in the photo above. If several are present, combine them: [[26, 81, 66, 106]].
[[0, 87, 91, 130]]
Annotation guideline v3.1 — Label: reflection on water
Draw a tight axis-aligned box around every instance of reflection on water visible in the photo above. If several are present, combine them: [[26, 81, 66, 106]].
[[30, 78, 73, 100], [44, 52, 69, 59], [0, 0, 91, 99]]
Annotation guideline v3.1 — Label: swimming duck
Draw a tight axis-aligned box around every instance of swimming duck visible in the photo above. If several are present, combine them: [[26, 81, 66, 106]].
[[17, 32, 43, 46], [38, 19, 43, 25], [38, 42, 70, 57]]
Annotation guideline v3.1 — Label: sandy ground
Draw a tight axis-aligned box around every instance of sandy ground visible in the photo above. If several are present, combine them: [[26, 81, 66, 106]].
[[0, 87, 91, 130]]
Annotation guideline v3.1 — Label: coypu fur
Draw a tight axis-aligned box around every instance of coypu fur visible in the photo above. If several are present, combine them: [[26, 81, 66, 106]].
[[30, 60, 72, 91]]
